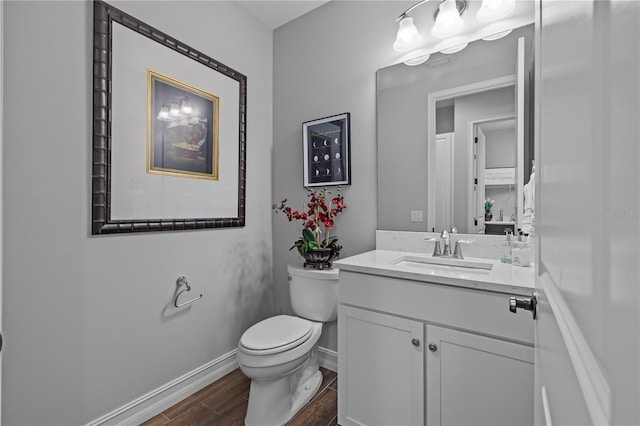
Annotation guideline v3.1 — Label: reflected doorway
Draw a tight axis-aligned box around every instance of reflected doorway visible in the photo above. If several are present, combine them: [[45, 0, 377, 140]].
[[473, 118, 518, 235]]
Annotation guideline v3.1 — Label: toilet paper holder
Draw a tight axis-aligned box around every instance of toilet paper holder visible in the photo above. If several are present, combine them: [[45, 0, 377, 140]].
[[174, 276, 203, 308]]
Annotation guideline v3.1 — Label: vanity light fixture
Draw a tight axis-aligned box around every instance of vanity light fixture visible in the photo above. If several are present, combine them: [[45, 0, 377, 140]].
[[392, 0, 520, 62], [393, 0, 467, 52], [403, 49, 431, 66], [440, 42, 469, 54], [481, 28, 513, 40]]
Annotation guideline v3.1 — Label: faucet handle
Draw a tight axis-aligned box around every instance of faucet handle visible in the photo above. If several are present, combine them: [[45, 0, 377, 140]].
[[425, 238, 442, 256], [453, 240, 471, 259]]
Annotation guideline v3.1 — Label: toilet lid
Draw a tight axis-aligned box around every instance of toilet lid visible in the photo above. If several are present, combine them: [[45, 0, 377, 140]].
[[240, 315, 313, 352]]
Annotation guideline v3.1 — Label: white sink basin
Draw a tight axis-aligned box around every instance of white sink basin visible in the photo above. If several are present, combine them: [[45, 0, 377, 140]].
[[393, 255, 493, 274]]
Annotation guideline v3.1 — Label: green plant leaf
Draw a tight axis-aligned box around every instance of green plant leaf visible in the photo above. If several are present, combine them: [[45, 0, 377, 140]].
[[302, 228, 317, 243]]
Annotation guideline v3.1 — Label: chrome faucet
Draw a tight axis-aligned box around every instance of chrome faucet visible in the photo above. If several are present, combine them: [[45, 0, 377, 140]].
[[440, 230, 451, 256], [425, 229, 470, 259]]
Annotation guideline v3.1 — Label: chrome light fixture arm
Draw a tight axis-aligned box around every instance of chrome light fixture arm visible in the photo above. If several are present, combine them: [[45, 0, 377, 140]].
[[395, 0, 434, 22]]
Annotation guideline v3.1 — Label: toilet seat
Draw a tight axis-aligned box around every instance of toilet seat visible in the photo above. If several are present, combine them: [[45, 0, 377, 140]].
[[240, 315, 313, 356]]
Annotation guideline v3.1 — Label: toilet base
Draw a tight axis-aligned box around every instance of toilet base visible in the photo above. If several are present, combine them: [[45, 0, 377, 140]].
[[291, 370, 322, 420], [244, 356, 323, 426]]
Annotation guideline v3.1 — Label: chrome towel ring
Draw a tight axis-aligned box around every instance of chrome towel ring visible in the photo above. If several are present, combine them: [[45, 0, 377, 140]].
[[174, 276, 203, 308]]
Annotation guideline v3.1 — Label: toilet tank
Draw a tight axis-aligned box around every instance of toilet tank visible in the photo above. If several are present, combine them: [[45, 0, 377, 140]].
[[288, 264, 339, 322]]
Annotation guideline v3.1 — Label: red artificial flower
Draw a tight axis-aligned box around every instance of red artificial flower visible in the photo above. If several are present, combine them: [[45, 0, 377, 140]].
[[272, 186, 347, 249]]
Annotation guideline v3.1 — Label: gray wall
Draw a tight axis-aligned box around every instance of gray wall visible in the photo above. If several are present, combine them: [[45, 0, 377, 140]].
[[436, 106, 455, 134], [485, 127, 516, 168], [273, 1, 411, 350], [377, 79, 429, 231], [3, 1, 273, 424]]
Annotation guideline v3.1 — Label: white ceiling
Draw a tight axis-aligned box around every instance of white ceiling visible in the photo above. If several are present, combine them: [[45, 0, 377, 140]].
[[235, 1, 331, 30]]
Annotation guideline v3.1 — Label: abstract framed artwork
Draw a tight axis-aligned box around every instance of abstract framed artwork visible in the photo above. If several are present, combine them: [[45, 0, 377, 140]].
[[92, 0, 247, 234], [302, 113, 351, 187]]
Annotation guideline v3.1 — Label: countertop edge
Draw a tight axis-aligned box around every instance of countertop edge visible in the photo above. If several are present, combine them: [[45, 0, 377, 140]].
[[334, 250, 534, 296]]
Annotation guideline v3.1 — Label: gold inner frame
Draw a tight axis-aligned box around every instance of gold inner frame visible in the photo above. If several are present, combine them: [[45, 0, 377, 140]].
[[147, 70, 220, 181]]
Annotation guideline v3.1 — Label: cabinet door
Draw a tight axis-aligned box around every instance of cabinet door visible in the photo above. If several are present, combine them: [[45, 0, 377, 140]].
[[338, 305, 424, 426], [426, 324, 533, 426]]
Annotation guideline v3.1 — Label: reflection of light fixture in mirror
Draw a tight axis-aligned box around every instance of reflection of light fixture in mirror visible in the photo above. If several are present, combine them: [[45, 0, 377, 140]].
[[440, 42, 468, 54], [403, 49, 431, 66], [169, 103, 180, 116], [157, 97, 195, 121], [157, 107, 170, 121], [393, 15, 423, 52], [477, 0, 516, 22], [431, 0, 466, 38], [482, 29, 513, 40], [180, 99, 193, 114]]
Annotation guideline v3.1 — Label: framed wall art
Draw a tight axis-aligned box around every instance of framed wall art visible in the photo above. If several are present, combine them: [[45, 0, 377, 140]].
[[92, 0, 247, 234], [147, 70, 219, 181], [302, 113, 351, 187]]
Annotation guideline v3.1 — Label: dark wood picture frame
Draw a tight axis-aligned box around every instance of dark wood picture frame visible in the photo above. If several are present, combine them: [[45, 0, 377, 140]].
[[92, 0, 247, 234], [302, 113, 351, 187]]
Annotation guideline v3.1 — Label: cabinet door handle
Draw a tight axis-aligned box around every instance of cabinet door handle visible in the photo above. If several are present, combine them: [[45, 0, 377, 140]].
[[428, 343, 438, 352], [411, 338, 421, 347], [509, 293, 538, 319]]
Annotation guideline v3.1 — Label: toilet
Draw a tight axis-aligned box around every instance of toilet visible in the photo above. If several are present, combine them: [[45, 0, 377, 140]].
[[237, 264, 339, 426]]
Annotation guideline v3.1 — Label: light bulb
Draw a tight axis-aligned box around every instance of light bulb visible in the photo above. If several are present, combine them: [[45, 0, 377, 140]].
[[393, 16, 423, 52], [477, 0, 516, 22], [431, 0, 464, 39], [169, 103, 180, 116]]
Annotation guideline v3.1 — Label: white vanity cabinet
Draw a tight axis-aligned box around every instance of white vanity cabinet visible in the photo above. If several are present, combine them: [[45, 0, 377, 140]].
[[426, 324, 534, 426], [337, 269, 534, 426], [338, 305, 424, 426]]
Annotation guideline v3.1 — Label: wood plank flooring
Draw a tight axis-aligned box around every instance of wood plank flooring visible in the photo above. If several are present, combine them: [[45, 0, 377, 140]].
[[142, 367, 338, 426]]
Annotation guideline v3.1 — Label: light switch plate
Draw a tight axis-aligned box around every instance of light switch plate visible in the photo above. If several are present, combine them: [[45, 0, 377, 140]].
[[411, 210, 423, 222]]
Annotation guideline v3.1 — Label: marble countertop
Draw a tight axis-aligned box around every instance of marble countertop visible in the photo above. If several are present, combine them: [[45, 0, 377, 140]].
[[334, 250, 534, 295]]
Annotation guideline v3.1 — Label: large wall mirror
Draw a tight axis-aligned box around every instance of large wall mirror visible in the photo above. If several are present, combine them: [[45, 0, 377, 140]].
[[377, 23, 534, 234]]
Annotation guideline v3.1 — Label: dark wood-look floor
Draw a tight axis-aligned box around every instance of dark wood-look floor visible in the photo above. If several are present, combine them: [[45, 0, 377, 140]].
[[142, 367, 338, 426]]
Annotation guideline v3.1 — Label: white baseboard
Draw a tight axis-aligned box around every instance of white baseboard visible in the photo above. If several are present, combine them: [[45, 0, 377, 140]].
[[318, 346, 338, 372], [87, 345, 339, 426], [86, 349, 239, 426]]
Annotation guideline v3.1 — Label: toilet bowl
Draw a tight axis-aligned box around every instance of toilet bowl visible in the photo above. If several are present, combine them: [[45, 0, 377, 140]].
[[237, 264, 338, 426]]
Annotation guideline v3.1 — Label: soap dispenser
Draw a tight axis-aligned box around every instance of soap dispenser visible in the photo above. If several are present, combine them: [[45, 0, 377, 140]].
[[512, 231, 532, 267], [501, 230, 513, 264]]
